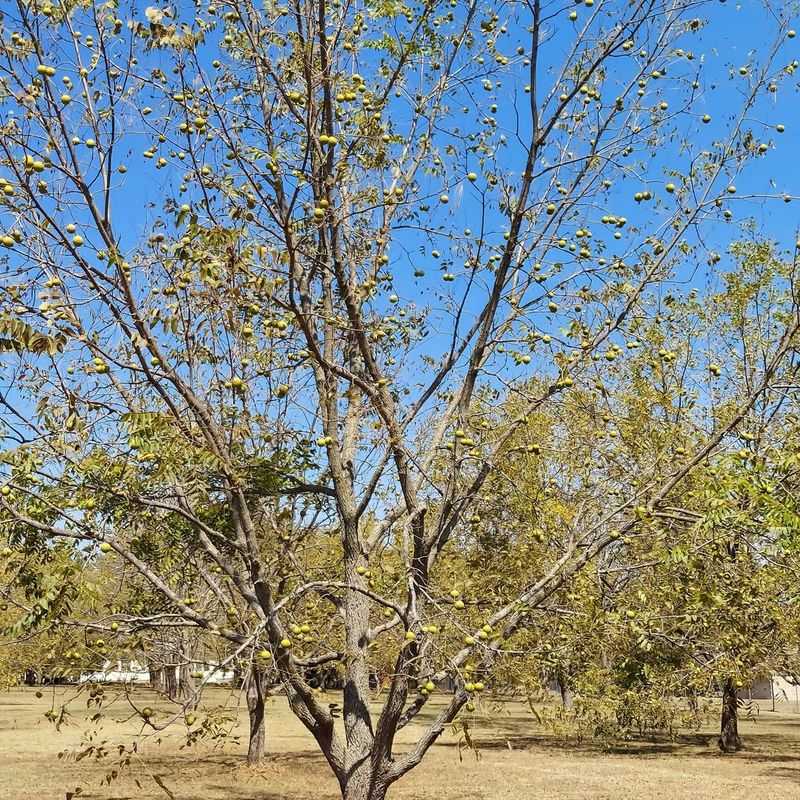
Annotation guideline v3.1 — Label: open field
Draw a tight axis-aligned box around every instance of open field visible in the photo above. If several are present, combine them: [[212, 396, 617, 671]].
[[2, 687, 800, 800]]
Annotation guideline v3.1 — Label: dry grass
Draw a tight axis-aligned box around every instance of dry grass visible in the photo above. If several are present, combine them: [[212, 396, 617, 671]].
[[2, 686, 800, 799]]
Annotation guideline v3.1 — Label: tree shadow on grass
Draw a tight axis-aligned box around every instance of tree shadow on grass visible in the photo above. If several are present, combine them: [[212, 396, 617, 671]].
[[753, 718, 800, 727], [769, 767, 800, 785], [432, 731, 715, 756], [429, 722, 800, 765], [141, 749, 330, 772], [79, 751, 339, 800], [205, 789, 335, 800]]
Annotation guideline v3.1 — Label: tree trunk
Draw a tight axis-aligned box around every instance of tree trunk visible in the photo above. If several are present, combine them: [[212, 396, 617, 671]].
[[558, 678, 574, 710], [341, 521, 377, 799], [164, 665, 180, 700], [246, 665, 268, 765], [178, 662, 196, 704], [718, 678, 742, 752], [149, 665, 165, 693], [341, 772, 388, 800]]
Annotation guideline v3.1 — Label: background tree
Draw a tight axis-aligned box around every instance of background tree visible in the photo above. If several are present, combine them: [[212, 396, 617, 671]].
[[471, 241, 800, 749], [0, 532, 114, 686]]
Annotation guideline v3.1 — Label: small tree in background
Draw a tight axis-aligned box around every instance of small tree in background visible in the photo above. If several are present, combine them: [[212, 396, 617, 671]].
[[472, 243, 800, 750]]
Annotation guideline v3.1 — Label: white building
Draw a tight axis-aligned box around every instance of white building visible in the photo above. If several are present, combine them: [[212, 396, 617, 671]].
[[79, 659, 235, 685]]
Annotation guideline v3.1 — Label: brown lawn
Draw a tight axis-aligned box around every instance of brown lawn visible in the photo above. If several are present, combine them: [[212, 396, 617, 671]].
[[2, 686, 800, 799]]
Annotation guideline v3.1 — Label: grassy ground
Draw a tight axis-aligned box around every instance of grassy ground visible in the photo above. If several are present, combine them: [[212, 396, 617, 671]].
[[2, 686, 800, 799]]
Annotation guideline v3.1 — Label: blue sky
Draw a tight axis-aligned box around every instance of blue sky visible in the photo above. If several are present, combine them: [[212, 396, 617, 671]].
[[2, 0, 800, 459]]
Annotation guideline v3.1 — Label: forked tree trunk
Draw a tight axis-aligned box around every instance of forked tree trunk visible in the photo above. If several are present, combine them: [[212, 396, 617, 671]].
[[718, 678, 742, 753], [246, 665, 268, 765]]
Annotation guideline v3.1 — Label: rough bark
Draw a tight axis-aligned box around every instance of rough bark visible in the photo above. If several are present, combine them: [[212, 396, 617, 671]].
[[246, 665, 268, 765], [341, 765, 388, 800], [718, 678, 743, 753], [341, 519, 376, 798]]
